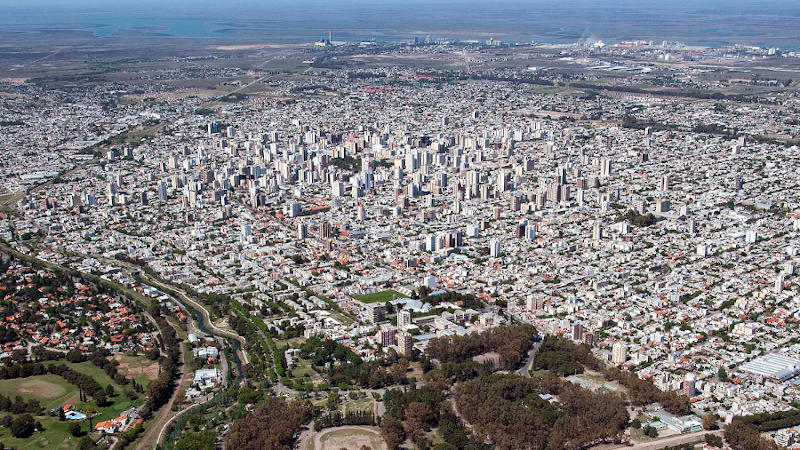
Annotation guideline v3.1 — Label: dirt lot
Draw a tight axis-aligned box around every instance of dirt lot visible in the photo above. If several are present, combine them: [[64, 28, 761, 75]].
[[112, 354, 160, 381]]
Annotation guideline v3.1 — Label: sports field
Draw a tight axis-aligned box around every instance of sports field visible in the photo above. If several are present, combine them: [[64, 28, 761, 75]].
[[312, 426, 387, 450], [354, 290, 408, 304]]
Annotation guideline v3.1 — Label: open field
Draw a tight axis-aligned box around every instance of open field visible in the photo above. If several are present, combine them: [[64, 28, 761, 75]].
[[0, 192, 23, 213], [112, 354, 160, 387], [354, 290, 408, 304], [312, 426, 387, 450], [344, 397, 374, 415], [0, 375, 77, 410], [291, 361, 319, 379]]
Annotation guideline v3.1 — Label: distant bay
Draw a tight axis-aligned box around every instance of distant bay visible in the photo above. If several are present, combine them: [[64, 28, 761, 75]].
[[1, 0, 799, 48]]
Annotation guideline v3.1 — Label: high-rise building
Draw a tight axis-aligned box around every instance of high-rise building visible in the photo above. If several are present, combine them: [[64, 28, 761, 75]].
[[379, 328, 396, 347], [331, 181, 345, 197], [286, 201, 302, 218], [525, 224, 537, 240], [592, 221, 602, 241], [497, 170, 509, 192], [572, 323, 584, 341], [397, 310, 411, 329], [612, 342, 627, 365], [683, 373, 696, 397], [600, 158, 612, 178], [489, 238, 501, 257], [367, 304, 386, 324], [660, 174, 670, 192], [775, 274, 785, 293], [298, 222, 308, 240], [397, 332, 414, 356]]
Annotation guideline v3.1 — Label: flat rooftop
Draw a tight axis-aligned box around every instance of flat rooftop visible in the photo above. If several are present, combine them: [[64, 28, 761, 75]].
[[739, 353, 800, 381]]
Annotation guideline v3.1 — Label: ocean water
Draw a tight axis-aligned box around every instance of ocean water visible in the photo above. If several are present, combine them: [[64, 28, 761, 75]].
[[2, 0, 800, 48]]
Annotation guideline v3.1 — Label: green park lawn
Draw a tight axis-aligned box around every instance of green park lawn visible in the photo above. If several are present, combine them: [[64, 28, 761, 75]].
[[344, 397, 374, 415], [0, 416, 86, 449], [0, 375, 77, 410], [354, 290, 408, 304]]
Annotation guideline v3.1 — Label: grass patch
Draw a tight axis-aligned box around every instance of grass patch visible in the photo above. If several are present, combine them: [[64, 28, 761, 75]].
[[0, 375, 77, 410], [354, 290, 407, 304], [579, 373, 605, 382], [0, 416, 86, 449], [344, 397, 373, 415], [291, 362, 318, 379], [0, 192, 23, 214], [317, 426, 385, 450], [112, 354, 159, 387]]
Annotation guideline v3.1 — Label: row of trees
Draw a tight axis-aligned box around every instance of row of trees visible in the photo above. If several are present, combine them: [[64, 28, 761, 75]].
[[0, 362, 111, 406], [0, 394, 43, 415], [425, 323, 538, 369], [140, 315, 180, 418], [415, 287, 483, 309], [65, 348, 133, 388], [572, 81, 763, 103], [314, 410, 376, 431], [49, 363, 110, 406], [733, 408, 800, 432]]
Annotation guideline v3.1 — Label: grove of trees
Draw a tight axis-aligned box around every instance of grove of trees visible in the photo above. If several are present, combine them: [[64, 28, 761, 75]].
[[533, 335, 691, 415], [425, 323, 538, 369], [454, 373, 628, 449], [225, 397, 312, 450]]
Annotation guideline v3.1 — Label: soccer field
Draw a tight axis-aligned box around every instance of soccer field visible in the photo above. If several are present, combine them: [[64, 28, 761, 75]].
[[354, 289, 408, 303]]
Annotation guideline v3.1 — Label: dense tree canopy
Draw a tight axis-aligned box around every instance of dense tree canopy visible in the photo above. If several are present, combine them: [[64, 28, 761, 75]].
[[225, 397, 312, 450], [425, 323, 537, 369], [534, 335, 691, 415], [454, 373, 628, 450]]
